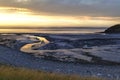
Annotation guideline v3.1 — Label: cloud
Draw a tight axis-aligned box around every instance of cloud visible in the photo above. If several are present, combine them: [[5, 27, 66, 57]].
[[0, 0, 120, 17], [26, 0, 120, 17]]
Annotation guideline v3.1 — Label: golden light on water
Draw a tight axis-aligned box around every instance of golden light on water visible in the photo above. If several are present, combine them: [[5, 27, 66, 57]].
[[0, 7, 119, 27]]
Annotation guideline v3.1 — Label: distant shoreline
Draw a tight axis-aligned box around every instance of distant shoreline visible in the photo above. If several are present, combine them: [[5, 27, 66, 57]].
[[0, 27, 106, 34], [0, 27, 107, 29]]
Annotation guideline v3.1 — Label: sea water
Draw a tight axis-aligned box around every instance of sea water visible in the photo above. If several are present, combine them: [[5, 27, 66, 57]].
[[0, 27, 106, 34]]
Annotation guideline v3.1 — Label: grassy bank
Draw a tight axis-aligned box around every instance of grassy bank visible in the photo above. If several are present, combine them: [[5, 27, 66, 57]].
[[0, 65, 103, 80]]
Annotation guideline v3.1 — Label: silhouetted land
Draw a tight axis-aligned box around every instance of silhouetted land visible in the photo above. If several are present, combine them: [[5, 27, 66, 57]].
[[105, 24, 120, 33]]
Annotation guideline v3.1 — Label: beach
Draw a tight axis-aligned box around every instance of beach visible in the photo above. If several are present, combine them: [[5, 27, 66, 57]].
[[0, 44, 120, 80], [0, 33, 120, 80]]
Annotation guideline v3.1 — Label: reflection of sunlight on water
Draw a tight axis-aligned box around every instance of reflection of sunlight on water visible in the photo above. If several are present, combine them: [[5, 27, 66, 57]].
[[0, 28, 104, 33], [20, 36, 50, 53], [0, 29, 36, 33]]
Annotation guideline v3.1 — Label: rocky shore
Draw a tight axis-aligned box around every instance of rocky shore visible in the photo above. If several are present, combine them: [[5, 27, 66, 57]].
[[0, 33, 120, 64], [0, 45, 120, 80], [0, 32, 120, 80]]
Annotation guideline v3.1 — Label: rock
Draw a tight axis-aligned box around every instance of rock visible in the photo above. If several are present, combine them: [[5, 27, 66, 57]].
[[105, 24, 120, 33]]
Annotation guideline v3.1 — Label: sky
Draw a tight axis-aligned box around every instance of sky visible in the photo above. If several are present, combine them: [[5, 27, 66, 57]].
[[0, 0, 120, 27]]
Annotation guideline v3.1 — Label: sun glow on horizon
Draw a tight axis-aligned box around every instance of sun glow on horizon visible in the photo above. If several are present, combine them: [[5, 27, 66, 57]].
[[0, 7, 119, 27], [0, 12, 81, 27]]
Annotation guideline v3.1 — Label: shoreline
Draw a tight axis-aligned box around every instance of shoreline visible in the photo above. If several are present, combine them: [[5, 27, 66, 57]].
[[0, 44, 120, 79], [0, 33, 120, 80]]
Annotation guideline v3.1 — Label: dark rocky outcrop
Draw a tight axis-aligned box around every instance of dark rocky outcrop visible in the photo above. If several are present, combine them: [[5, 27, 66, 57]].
[[105, 24, 120, 33]]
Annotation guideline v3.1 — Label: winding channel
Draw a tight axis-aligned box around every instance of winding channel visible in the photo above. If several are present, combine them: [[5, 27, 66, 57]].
[[20, 36, 69, 53], [20, 36, 92, 62], [20, 35, 120, 63], [20, 37, 50, 53]]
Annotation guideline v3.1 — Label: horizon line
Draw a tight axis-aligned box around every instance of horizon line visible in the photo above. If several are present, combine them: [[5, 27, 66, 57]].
[[0, 26, 107, 29]]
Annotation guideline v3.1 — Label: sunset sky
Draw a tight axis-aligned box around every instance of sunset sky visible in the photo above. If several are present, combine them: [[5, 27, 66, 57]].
[[0, 0, 120, 27]]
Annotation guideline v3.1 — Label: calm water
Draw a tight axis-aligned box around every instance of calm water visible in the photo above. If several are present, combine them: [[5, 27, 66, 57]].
[[0, 27, 106, 34]]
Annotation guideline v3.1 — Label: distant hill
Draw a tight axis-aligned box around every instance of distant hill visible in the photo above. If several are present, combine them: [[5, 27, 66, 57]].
[[105, 24, 120, 33]]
